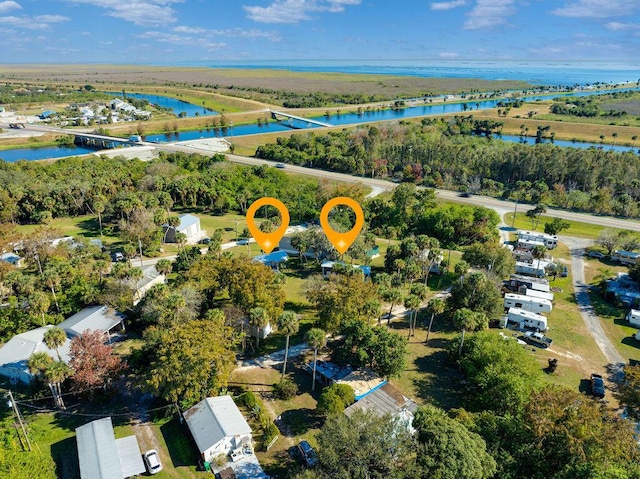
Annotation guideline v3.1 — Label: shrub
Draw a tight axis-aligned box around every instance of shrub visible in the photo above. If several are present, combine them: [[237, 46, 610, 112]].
[[242, 391, 257, 408], [273, 379, 299, 400]]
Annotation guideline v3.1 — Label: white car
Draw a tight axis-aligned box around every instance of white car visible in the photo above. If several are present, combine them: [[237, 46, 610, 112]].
[[143, 449, 162, 475]]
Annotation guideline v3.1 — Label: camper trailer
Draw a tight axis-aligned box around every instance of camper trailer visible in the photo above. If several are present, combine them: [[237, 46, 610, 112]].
[[626, 309, 640, 327], [515, 261, 548, 278], [517, 231, 558, 249], [523, 288, 554, 302], [612, 250, 640, 266], [504, 293, 553, 314], [505, 274, 551, 293], [504, 307, 548, 332]]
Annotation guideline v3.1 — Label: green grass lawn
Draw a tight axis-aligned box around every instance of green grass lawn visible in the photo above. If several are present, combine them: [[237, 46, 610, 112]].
[[13, 215, 120, 245], [504, 211, 621, 240]]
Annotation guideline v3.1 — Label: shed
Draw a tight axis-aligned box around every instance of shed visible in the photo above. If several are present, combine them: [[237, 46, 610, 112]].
[[163, 214, 202, 243], [0, 325, 72, 384], [184, 396, 253, 462], [76, 417, 145, 479], [57, 305, 126, 339]]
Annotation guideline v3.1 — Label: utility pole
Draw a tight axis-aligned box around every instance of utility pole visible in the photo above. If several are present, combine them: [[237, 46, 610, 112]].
[[6, 390, 32, 451]]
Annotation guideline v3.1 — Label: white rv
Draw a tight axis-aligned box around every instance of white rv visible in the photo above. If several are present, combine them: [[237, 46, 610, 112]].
[[506, 274, 551, 293], [626, 309, 640, 327], [505, 307, 548, 332], [515, 261, 548, 278], [504, 293, 553, 314], [517, 231, 558, 249], [523, 288, 554, 302]]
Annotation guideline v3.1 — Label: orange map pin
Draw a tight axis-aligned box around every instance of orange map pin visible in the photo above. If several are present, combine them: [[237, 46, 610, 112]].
[[246, 197, 290, 254], [320, 197, 364, 255]]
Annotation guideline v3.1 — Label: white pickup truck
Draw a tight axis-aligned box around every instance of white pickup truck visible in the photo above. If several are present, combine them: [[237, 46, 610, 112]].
[[523, 331, 553, 348]]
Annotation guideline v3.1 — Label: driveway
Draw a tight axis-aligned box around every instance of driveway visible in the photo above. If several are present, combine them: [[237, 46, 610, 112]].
[[562, 236, 625, 380]]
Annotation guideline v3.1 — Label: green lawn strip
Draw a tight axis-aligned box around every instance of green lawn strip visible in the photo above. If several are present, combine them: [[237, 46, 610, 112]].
[[504, 211, 626, 239], [152, 417, 210, 478], [13, 214, 119, 245]]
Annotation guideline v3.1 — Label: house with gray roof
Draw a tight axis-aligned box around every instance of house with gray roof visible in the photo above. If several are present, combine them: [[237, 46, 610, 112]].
[[57, 305, 126, 340], [344, 382, 418, 432], [184, 396, 253, 462], [0, 325, 72, 384], [76, 417, 145, 479]]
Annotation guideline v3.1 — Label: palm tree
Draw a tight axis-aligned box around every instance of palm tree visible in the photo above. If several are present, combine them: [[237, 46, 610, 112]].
[[155, 258, 172, 276], [453, 308, 485, 357], [46, 361, 71, 410], [276, 311, 299, 377], [380, 287, 403, 327], [425, 298, 445, 344], [43, 327, 67, 361], [404, 294, 421, 338], [306, 328, 326, 392], [532, 245, 548, 271], [28, 291, 50, 326], [94, 259, 110, 286], [249, 307, 269, 349], [27, 352, 67, 409]]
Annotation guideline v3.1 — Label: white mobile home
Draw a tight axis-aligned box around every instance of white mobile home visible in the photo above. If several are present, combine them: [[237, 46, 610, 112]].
[[505, 307, 548, 332], [516, 238, 546, 251], [506, 274, 551, 293], [504, 293, 553, 314], [517, 231, 558, 249], [612, 250, 640, 265], [523, 288, 554, 302], [626, 309, 640, 328]]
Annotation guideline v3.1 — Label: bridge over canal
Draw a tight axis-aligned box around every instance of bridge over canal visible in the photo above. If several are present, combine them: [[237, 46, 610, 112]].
[[270, 110, 332, 128]]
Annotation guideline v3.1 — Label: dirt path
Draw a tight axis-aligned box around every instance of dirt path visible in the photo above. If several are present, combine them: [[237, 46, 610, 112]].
[[562, 236, 625, 379]]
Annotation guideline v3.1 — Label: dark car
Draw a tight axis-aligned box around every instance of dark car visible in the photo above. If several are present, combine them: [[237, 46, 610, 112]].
[[587, 251, 606, 259], [590, 373, 606, 399], [458, 192, 472, 198], [560, 266, 568, 277], [297, 440, 318, 467]]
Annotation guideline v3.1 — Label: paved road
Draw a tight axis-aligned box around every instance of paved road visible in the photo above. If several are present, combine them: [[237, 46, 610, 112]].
[[562, 235, 625, 372]]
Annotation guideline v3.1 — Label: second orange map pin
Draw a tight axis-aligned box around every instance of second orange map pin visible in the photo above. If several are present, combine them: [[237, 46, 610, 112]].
[[246, 197, 290, 254], [320, 197, 364, 255]]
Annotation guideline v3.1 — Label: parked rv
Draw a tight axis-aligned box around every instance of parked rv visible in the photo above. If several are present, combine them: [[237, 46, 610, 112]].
[[515, 261, 548, 278], [504, 307, 548, 332], [516, 231, 558, 249], [504, 293, 552, 314], [523, 288, 554, 302], [612, 250, 640, 265], [626, 309, 640, 328], [523, 331, 553, 348], [505, 274, 551, 293]]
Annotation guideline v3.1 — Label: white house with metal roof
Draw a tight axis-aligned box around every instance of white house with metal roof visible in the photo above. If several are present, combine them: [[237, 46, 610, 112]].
[[57, 305, 126, 340], [184, 396, 253, 462], [0, 325, 72, 384], [163, 213, 202, 243], [76, 417, 145, 479]]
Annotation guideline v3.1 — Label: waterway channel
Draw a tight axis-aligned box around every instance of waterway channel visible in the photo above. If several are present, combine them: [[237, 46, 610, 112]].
[[2, 86, 639, 162]]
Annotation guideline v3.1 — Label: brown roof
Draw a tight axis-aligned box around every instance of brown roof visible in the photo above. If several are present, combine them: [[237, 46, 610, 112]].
[[217, 467, 236, 479]]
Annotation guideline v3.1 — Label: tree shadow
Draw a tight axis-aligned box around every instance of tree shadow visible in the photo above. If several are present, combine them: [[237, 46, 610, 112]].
[[412, 349, 465, 410], [76, 217, 102, 238], [51, 436, 80, 479], [159, 418, 196, 468], [578, 378, 591, 395], [279, 408, 322, 436]]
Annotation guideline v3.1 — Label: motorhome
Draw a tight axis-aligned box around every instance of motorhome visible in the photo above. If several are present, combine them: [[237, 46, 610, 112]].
[[504, 307, 548, 332], [517, 231, 558, 249], [505, 274, 551, 293], [523, 288, 554, 302], [612, 250, 640, 265], [504, 293, 553, 314], [626, 309, 640, 327], [515, 261, 548, 278]]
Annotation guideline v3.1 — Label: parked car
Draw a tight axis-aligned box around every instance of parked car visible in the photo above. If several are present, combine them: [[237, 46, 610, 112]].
[[458, 192, 472, 198], [560, 266, 568, 277], [199, 237, 211, 245], [587, 251, 606, 259], [111, 251, 124, 262], [275, 163, 286, 169], [297, 440, 318, 467], [590, 373, 606, 399], [143, 449, 162, 474]]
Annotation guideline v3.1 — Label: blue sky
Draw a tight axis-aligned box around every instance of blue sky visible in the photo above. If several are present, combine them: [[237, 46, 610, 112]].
[[1, 0, 639, 64]]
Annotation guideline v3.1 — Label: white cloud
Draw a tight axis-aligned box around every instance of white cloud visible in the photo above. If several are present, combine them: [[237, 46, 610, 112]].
[[605, 21, 640, 31], [0, 1, 21, 13], [463, 0, 516, 30], [137, 30, 225, 49], [172, 25, 281, 42], [551, 0, 637, 18], [66, 0, 182, 26], [439, 51, 460, 58], [431, 0, 467, 11], [0, 14, 68, 29], [173, 25, 207, 34], [243, 0, 361, 24]]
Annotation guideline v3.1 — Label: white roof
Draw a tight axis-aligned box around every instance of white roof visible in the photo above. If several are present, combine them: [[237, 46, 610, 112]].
[[116, 435, 146, 478], [504, 293, 552, 305], [508, 307, 547, 321], [57, 305, 125, 337], [76, 418, 122, 479], [178, 214, 200, 231], [0, 326, 72, 381], [184, 396, 252, 454]]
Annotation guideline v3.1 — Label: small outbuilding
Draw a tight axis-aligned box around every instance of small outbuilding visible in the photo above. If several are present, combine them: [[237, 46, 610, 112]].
[[184, 396, 253, 462]]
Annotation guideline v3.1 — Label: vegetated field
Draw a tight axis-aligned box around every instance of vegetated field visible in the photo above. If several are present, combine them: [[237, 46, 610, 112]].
[[504, 211, 625, 240]]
